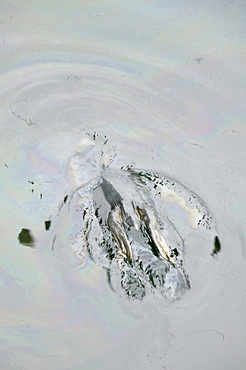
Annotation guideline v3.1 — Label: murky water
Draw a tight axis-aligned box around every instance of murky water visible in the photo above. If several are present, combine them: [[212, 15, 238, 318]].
[[0, 1, 246, 369]]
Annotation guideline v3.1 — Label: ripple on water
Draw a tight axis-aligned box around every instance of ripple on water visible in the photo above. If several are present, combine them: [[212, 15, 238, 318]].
[[0, 59, 224, 313], [0, 57, 227, 324], [0, 2, 245, 367]]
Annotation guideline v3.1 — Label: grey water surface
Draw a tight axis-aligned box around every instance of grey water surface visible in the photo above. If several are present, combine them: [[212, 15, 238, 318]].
[[0, 1, 246, 369]]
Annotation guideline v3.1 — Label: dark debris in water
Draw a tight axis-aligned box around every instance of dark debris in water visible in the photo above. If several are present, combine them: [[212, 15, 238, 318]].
[[45, 220, 52, 231], [58, 195, 69, 212], [18, 228, 35, 248], [211, 236, 221, 257]]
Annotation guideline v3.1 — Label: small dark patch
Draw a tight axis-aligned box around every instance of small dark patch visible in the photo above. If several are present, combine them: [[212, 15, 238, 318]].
[[18, 228, 35, 248], [45, 220, 52, 231], [67, 74, 81, 81], [58, 195, 69, 212], [4, 163, 8, 168], [105, 268, 116, 292], [125, 215, 134, 227], [171, 248, 179, 257], [194, 57, 204, 64], [28, 181, 34, 185], [105, 243, 115, 261], [101, 178, 123, 209], [95, 208, 99, 218], [40, 193, 42, 199], [186, 141, 203, 148], [86, 243, 94, 261], [211, 236, 221, 256], [140, 223, 160, 259]]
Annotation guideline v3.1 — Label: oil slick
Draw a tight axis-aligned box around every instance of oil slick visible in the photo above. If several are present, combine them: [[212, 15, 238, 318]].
[[54, 132, 221, 301]]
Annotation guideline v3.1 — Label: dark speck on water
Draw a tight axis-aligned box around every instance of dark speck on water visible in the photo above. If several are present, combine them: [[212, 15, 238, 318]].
[[211, 236, 221, 256], [45, 220, 52, 231], [18, 228, 35, 248]]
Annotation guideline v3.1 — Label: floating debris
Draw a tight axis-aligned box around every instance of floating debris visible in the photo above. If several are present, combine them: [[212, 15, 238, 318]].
[[45, 220, 52, 231], [211, 235, 221, 256], [18, 228, 35, 248]]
